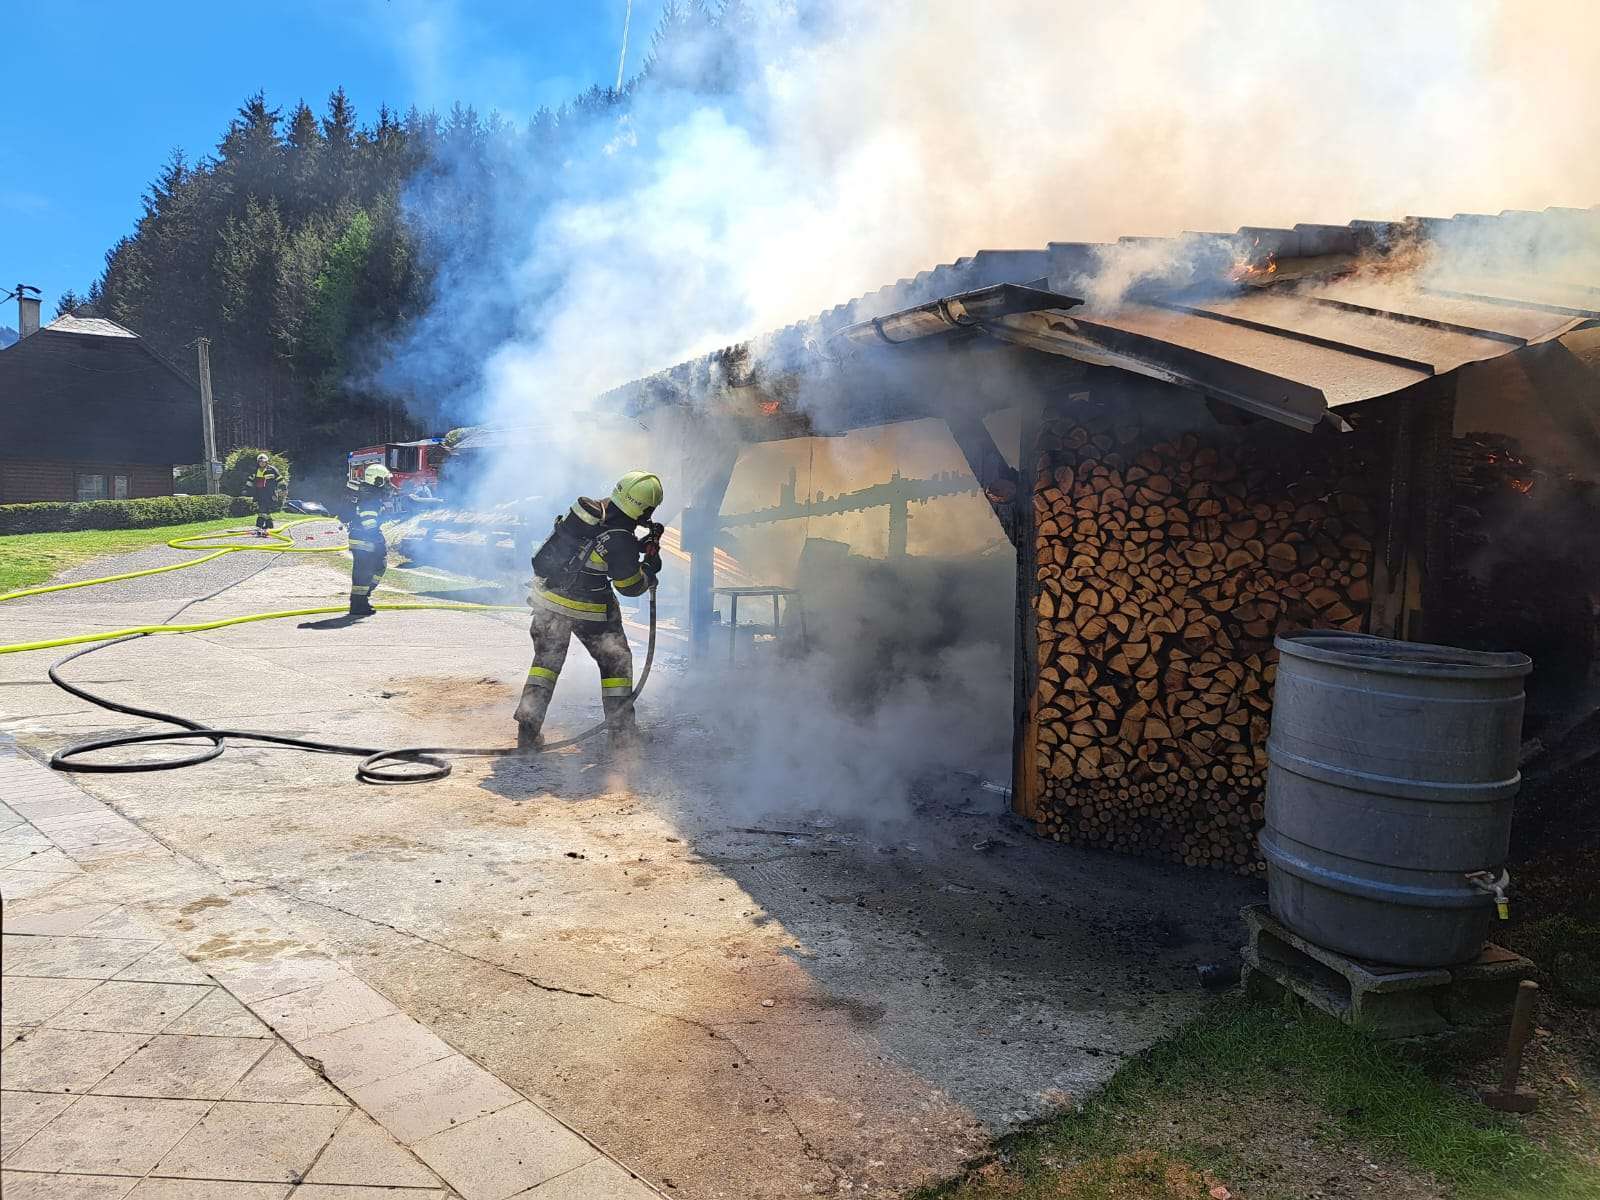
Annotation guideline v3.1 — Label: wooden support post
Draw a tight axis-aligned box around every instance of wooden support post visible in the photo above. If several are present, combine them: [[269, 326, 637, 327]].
[[683, 453, 737, 661], [1370, 396, 1415, 639], [1011, 402, 1043, 820], [1370, 377, 1458, 642], [1415, 378, 1459, 644]]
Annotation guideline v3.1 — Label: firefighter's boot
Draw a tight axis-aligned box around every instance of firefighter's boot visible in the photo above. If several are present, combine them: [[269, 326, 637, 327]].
[[603, 695, 640, 751], [514, 672, 556, 753], [348, 589, 377, 617]]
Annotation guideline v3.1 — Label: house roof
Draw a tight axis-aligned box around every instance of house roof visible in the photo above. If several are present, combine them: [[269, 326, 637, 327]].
[[44, 314, 139, 338], [607, 206, 1600, 435], [0, 318, 202, 465]]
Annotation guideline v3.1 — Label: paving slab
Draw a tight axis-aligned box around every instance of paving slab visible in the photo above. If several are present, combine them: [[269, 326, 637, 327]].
[[0, 1027, 148, 1093], [92, 1033, 272, 1099], [129, 1183, 292, 1199], [0, 1172, 140, 1198], [344, 1052, 521, 1145], [225, 1044, 347, 1106], [163, 986, 272, 1037], [517, 1158, 660, 1199], [297, 1012, 455, 1090], [2, 935, 158, 980], [289, 1187, 446, 1199], [46, 981, 212, 1034], [412, 1101, 597, 1200], [4, 1094, 212, 1175], [302, 1110, 444, 1188], [1, 1090, 79, 1157], [0, 976, 101, 1025], [151, 1100, 347, 1182]]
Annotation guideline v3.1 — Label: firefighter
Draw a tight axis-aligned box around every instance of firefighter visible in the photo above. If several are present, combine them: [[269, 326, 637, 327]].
[[514, 471, 665, 751], [250, 453, 281, 536], [345, 463, 392, 617]]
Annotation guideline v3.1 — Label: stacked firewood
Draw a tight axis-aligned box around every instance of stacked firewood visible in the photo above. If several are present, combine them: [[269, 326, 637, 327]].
[[1030, 415, 1377, 873]]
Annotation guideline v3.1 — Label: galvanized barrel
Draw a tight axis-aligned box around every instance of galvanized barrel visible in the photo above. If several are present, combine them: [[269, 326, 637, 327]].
[[1261, 631, 1531, 967]]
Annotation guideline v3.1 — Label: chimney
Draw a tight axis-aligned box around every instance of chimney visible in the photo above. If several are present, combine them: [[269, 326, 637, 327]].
[[14, 283, 41, 339]]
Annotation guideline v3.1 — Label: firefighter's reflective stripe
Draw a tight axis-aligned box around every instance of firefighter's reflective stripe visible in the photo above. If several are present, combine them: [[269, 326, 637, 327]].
[[600, 676, 632, 697], [351, 584, 371, 596], [531, 588, 612, 621], [613, 569, 644, 589], [570, 501, 602, 525], [349, 539, 381, 552], [527, 665, 559, 689], [587, 549, 608, 569]]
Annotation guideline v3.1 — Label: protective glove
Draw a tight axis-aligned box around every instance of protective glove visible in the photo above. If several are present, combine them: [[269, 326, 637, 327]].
[[643, 550, 663, 576]]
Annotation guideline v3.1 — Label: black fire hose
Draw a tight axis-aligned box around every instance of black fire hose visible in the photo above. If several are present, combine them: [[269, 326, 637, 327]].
[[47, 590, 658, 785]]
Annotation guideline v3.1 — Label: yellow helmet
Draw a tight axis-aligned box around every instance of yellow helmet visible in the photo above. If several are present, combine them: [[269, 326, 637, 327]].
[[610, 471, 664, 520], [362, 463, 392, 486]]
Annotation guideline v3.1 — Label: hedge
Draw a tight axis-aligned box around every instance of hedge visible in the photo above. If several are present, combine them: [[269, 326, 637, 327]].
[[0, 494, 253, 536]]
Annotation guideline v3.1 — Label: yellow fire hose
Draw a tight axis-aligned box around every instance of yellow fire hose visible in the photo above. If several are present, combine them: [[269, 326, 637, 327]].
[[0, 519, 340, 607], [0, 518, 657, 782]]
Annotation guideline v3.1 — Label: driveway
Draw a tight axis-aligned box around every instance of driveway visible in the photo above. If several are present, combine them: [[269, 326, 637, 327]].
[[0, 529, 1259, 1197]]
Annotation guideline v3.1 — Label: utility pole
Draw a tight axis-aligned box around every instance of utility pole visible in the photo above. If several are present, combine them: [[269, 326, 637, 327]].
[[196, 337, 219, 494]]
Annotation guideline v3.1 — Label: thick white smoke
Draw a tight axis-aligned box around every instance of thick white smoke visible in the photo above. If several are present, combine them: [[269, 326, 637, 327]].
[[388, 0, 1598, 434], [378, 0, 1598, 815]]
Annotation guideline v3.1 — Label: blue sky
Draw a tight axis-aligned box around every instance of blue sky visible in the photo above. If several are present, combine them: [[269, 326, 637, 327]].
[[0, 0, 665, 323]]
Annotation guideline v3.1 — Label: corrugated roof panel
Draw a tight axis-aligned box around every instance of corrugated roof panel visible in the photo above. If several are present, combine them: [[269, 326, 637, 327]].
[[1424, 274, 1600, 317], [1083, 303, 1427, 408], [1307, 279, 1577, 343], [1167, 292, 1515, 373], [603, 204, 1600, 433]]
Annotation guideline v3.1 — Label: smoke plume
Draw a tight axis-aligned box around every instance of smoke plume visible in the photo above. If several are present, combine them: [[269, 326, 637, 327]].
[[377, 0, 1599, 818]]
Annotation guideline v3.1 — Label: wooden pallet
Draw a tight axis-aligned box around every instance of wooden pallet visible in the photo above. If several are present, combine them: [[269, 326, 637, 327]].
[[1240, 904, 1533, 1038]]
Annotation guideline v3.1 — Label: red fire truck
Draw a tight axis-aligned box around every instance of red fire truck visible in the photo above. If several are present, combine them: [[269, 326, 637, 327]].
[[347, 438, 447, 498]]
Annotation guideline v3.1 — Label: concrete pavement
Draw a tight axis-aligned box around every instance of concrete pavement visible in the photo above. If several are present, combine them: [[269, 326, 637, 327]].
[[0, 529, 1260, 1197]]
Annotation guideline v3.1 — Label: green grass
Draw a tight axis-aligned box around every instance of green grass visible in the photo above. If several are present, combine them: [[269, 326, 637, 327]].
[[0, 516, 292, 593], [914, 997, 1595, 1200]]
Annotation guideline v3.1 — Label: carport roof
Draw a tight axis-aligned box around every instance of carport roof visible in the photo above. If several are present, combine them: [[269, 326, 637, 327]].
[[607, 206, 1600, 434]]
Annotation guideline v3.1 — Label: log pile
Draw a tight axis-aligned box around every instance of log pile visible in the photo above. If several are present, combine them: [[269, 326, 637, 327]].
[[1030, 412, 1379, 873]]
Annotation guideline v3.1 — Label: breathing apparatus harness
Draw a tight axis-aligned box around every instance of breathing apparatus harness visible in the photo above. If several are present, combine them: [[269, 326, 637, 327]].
[[530, 501, 664, 596]]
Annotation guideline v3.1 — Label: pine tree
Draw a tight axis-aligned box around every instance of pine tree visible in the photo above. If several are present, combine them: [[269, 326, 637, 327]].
[[79, 1, 761, 472]]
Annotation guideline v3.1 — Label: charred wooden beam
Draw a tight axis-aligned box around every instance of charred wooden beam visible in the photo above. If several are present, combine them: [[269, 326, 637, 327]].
[[946, 413, 1022, 546]]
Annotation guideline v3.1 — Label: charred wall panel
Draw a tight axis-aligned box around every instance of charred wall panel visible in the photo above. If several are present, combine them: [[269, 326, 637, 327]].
[[1431, 342, 1600, 729], [1027, 381, 1383, 873]]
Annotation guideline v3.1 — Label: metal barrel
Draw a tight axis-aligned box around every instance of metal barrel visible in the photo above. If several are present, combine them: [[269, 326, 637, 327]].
[[1261, 631, 1531, 967]]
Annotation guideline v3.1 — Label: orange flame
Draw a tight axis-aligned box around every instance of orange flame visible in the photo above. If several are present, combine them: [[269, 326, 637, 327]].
[[1228, 237, 1279, 283]]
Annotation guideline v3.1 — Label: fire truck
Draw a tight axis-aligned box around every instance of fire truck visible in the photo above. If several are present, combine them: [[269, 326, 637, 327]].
[[346, 438, 447, 498]]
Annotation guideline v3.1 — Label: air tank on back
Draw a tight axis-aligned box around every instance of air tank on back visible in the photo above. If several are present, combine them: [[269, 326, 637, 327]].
[[1260, 631, 1532, 967]]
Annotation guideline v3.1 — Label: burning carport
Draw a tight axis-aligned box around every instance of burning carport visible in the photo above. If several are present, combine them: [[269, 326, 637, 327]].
[[605, 205, 1600, 873]]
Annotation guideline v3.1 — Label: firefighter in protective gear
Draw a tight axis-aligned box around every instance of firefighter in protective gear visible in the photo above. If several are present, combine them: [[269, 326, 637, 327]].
[[344, 463, 392, 617], [514, 471, 665, 750], [251, 454, 281, 536]]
